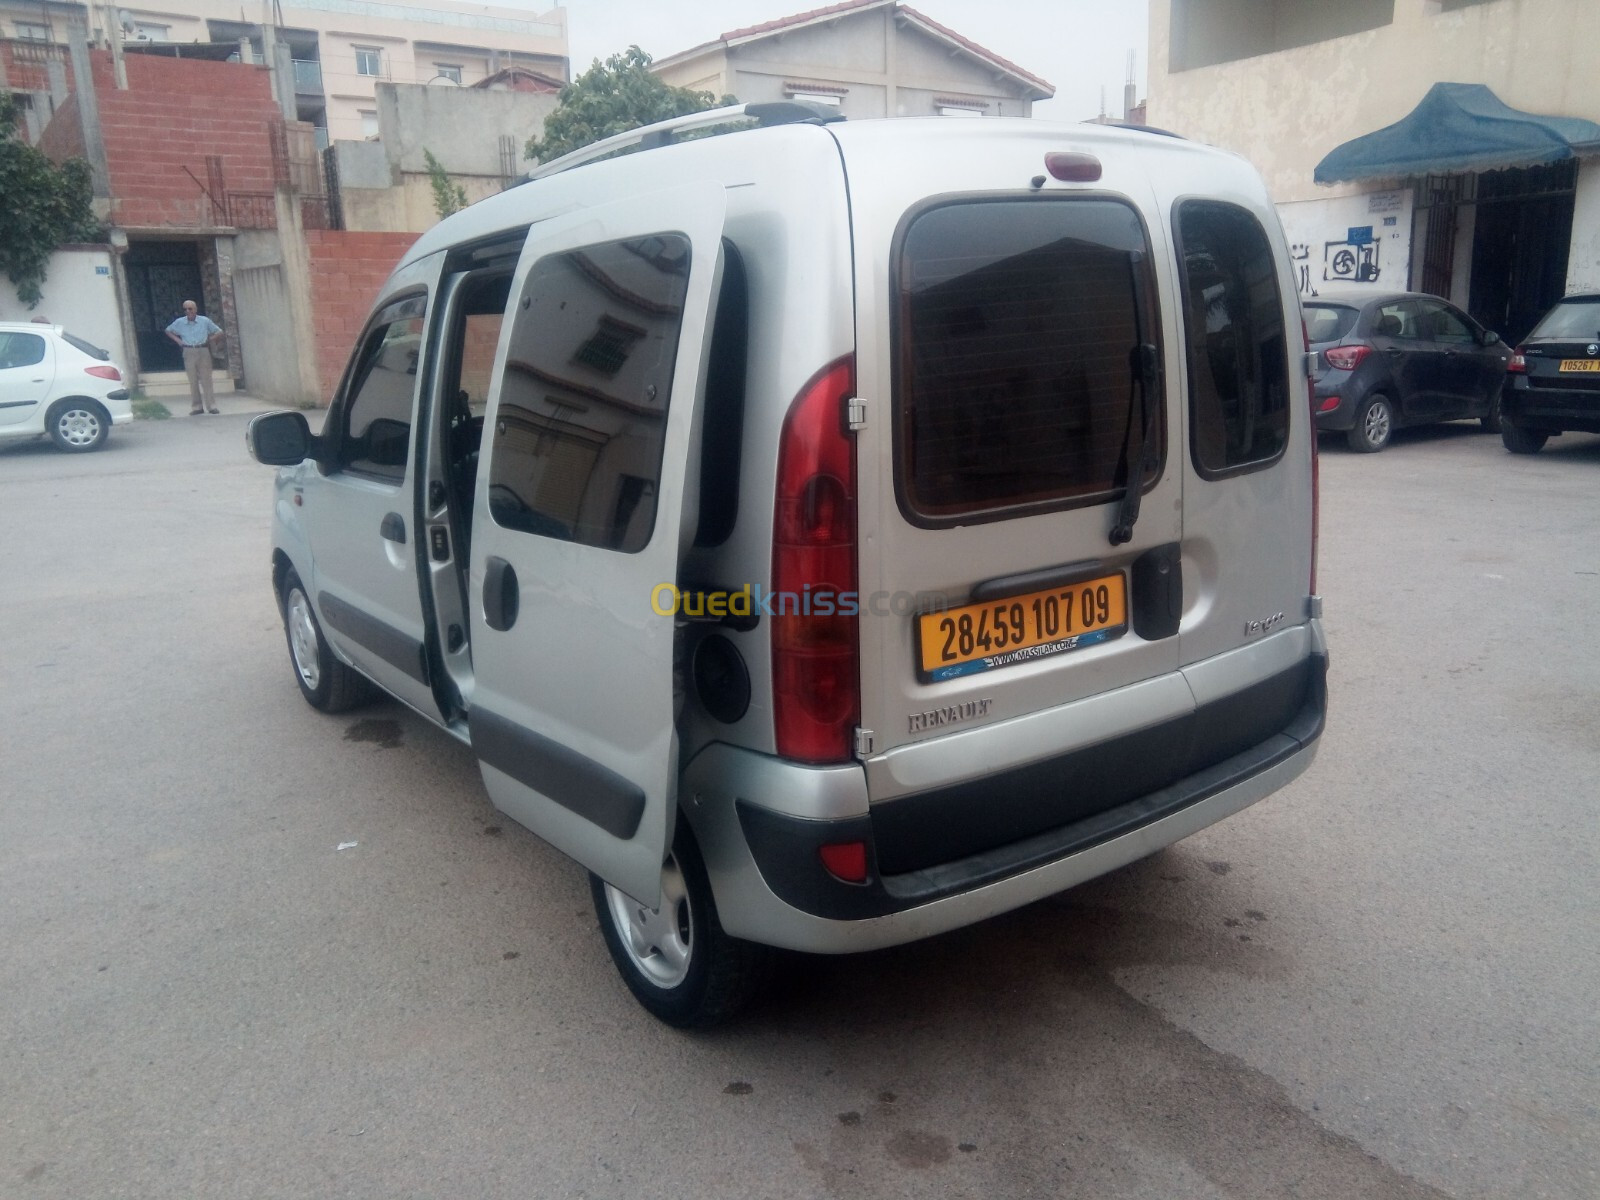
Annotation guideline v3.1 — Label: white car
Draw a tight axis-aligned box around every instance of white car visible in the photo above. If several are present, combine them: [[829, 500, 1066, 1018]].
[[0, 322, 132, 452]]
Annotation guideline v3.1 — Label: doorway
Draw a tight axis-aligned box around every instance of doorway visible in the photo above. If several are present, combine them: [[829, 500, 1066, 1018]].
[[125, 241, 206, 373], [1467, 161, 1576, 346]]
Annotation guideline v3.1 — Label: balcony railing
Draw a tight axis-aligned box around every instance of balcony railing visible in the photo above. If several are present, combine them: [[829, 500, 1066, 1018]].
[[292, 58, 323, 93]]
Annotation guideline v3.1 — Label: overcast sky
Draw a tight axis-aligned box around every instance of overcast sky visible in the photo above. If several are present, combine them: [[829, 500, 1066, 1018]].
[[530, 1, 1149, 124]]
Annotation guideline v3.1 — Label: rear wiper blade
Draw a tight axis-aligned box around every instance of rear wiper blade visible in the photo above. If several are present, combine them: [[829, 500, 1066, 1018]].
[[1109, 342, 1160, 546]]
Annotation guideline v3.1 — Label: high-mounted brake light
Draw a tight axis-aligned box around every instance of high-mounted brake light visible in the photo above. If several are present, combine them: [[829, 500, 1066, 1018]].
[[1322, 344, 1371, 371], [84, 365, 121, 381], [772, 357, 859, 764], [1044, 152, 1102, 183], [1507, 346, 1527, 374]]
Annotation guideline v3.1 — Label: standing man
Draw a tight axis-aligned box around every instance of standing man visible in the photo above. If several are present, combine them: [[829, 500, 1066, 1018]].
[[165, 300, 224, 415]]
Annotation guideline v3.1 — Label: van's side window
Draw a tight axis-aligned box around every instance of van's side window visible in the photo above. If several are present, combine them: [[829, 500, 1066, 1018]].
[[488, 234, 692, 553], [895, 198, 1162, 525], [1175, 202, 1290, 477], [340, 294, 427, 482]]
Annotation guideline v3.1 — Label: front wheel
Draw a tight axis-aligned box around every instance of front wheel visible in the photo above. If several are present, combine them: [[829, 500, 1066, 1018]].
[[592, 823, 773, 1028], [1500, 418, 1549, 455], [1346, 393, 1394, 453], [280, 569, 375, 712], [47, 400, 109, 452]]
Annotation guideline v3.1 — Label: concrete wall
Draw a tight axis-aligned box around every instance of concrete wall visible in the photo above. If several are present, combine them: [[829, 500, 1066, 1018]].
[[1149, 0, 1600, 205], [1278, 188, 1413, 299], [0, 245, 128, 369], [376, 82, 557, 176], [1567, 160, 1600, 294]]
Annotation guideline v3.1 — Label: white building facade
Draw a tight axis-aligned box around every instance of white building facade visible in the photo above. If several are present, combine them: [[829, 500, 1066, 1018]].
[[1148, 0, 1600, 343]]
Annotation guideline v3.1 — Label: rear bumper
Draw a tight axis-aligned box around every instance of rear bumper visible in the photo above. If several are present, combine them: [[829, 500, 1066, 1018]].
[[1311, 378, 1359, 431], [1505, 380, 1600, 433], [687, 650, 1327, 954]]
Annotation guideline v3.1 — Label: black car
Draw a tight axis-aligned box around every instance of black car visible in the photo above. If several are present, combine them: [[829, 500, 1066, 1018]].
[[1306, 291, 1511, 452], [1501, 293, 1600, 454]]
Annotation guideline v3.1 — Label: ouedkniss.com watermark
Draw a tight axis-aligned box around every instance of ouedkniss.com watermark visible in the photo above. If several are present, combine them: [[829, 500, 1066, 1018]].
[[649, 583, 949, 619]]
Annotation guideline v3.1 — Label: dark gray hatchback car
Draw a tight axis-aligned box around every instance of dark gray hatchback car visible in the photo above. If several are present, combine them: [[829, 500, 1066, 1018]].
[[1306, 291, 1511, 452]]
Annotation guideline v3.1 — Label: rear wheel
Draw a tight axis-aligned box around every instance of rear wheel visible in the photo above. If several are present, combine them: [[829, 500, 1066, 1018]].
[[280, 569, 375, 712], [1346, 393, 1393, 453], [1500, 418, 1549, 455], [47, 399, 109, 452], [592, 822, 773, 1028]]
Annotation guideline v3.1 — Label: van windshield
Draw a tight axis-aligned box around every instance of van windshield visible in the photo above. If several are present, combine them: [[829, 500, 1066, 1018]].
[[895, 198, 1161, 524]]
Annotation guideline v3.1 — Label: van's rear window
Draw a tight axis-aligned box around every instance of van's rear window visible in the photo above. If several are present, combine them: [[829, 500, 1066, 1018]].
[[895, 198, 1161, 525], [1175, 201, 1290, 477]]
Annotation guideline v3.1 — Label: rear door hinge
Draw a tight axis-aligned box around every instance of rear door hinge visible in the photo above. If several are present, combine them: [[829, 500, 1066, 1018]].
[[845, 396, 868, 431], [853, 726, 876, 757]]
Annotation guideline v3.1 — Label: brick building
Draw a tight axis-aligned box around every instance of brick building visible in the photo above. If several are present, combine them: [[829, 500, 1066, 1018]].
[[30, 39, 421, 404]]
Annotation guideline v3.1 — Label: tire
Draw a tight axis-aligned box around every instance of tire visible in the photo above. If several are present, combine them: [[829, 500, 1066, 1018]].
[[1500, 418, 1549, 455], [592, 822, 774, 1029], [1346, 393, 1394, 453], [47, 399, 110, 453], [279, 569, 375, 712], [1480, 383, 1503, 434]]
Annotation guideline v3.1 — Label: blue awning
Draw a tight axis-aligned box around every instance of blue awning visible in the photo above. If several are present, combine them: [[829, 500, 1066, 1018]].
[[1315, 83, 1600, 184]]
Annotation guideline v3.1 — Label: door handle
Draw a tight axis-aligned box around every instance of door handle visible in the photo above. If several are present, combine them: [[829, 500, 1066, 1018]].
[[1383, 348, 1403, 357], [380, 512, 406, 543], [482, 556, 520, 632]]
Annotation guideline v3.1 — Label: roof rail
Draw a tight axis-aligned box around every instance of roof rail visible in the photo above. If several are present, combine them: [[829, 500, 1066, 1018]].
[[524, 100, 844, 182]]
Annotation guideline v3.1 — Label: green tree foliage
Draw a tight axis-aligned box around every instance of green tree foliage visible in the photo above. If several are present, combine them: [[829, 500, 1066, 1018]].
[[525, 46, 735, 164], [424, 147, 468, 219], [0, 95, 101, 308]]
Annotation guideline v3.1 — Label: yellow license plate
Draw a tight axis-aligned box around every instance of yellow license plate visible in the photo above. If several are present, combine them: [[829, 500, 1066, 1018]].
[[917, 573, 1128, 682], [1558, 359, 1600, 372]]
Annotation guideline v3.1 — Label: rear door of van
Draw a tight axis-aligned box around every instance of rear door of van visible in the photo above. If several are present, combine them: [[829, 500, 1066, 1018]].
[[465, 182, 727, 908], [1160, 190, 1315, 707], [842, 126, 1312, 875], [844, 129, 1187, 810]]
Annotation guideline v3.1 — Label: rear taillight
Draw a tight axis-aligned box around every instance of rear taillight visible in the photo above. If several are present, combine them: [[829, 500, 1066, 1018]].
[[772, 357, 859, 764], [1322, 344, 1371, 371], [84, 365, 121, 381], [1507, 346, 1526, 374]]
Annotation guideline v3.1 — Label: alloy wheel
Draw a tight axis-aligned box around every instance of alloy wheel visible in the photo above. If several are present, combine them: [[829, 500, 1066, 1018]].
[[286, 588, 322, 691], [603, 855, 694, 989]]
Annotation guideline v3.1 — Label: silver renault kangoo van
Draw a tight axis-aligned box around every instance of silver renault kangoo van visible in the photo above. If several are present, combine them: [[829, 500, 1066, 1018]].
[[248, 104, 1326, 1026]]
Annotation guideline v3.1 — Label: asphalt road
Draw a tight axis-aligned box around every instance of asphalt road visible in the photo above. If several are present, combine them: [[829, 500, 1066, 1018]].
[[2, 410, 1596, 1199]]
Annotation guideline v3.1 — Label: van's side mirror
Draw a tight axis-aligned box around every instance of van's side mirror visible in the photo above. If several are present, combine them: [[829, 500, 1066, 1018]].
[[247, 411, 316, 466], [1481, 330, 1501, 346]]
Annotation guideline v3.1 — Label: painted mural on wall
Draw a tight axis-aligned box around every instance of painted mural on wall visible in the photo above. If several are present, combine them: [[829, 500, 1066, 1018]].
[[1279, 189, 1411, 298]]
